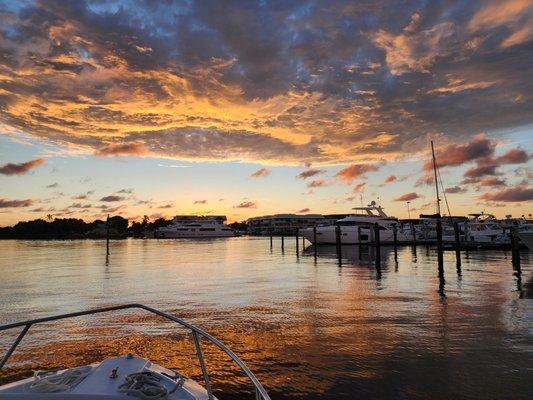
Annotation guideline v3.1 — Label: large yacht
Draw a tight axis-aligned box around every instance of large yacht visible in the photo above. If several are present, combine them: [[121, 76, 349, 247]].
[[301, 201, 409, 244], [155, 215, 235, 238]]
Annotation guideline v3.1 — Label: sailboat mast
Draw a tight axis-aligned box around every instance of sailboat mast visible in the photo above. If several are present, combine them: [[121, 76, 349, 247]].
[[431, 141, 441, 216]]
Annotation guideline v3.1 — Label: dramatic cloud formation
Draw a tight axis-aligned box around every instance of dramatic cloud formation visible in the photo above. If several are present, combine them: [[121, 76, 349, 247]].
[[0, 1, 530, 165], [0, 198, 33, 208], [480, 185, 533, 202], [336, 164, 379, 184], [250, 167, 271, 178], [0, 158, 45, 175], [234, 201, 257, 208], [394, 192, 421, 201], [99, 195, 124, 202]]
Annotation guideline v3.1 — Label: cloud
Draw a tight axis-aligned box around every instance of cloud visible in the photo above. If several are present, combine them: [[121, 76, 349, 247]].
[[234, 201, 257, 208], [336, 164, 379, 184], [463, 164, 500, 178], [0, 158, 45, 175], [0, 198, 33, 208], [250, 167, 271, 178], [117, 188, 134, 194], [424, 134, 494, 170], [158, 204, 173, 209], [194, 200, 207, 204], [96, 143, 149, 157], [297, 167, 325, 179], [307, 179, 330, 188], [46, 182, 59, 188], [100, 195, 125, 202], [70, 203, 91, 209], [384, 175, 397, 183], [494, 148, 530, 164], [0, 1, 531, 167], [445, 186, 467, 194], [73, 191, 92, 200], [480, 185, 533, 202], [297, 208, 310, 213], [354, 182, 367, 192], [394, 192, 421, 201], [479, 177, 507, 187]]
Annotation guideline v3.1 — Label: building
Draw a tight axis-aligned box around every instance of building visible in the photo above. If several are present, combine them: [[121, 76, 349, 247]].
[[247, 214, 325, 235]]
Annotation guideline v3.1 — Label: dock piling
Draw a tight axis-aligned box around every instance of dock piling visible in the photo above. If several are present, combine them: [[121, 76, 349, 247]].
[[511, 227, 521, 270], [335, 225, 342, 265], [453, 221, 461, 268], [105, 214, 110, 257], [393, 223, 398, 262], [374, 223, 381, 268], [295, 228, 299, 256], [436, 217, 444, 273], [281, 235, 284, 252], [313, 226, 317, 259], [269, 228, 273, 249]]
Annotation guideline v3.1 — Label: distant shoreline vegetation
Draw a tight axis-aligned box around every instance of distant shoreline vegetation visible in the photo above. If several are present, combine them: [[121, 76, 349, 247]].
[[0, 216, 168, 239], [0, 217, 248, 239]]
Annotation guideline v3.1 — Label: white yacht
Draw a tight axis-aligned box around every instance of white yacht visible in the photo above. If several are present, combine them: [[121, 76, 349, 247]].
[[461, 213, 508, 244], [301, 201, 409, 244], [0, 304, 270, 400], [155, 216, 235, 238]]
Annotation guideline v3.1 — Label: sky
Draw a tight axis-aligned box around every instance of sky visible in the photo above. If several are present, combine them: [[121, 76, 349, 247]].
[[0, 0, 532, 226]]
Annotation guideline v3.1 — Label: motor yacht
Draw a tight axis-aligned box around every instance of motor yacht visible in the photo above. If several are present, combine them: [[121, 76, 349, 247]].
[[301, 201, 409, 244], [155, 216, 235, 238], [0, 304, 270, 400], [461, 213, 508, 244]]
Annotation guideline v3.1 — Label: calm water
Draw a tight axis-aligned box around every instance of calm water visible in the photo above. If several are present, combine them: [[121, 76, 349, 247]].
[[0, 237, 532, 399]]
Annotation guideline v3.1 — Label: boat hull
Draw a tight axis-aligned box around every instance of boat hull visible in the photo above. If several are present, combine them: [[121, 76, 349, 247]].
[[301, 226, 410, 244]]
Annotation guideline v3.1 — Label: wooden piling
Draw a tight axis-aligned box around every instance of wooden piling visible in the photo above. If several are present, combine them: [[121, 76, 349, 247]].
[[295, 228, 299, 256], [313, 226, 317, 259], [453, 221, 461, 268], [436, 218, 444, 273], [511, 227, 521, 270], [269, 228, 273, 248], [374, 223, 381, 267], [105, 214, 110, 257], [335, 225, 342, 264], [393, 223, 398, 261], [281, 235, 284, 252]]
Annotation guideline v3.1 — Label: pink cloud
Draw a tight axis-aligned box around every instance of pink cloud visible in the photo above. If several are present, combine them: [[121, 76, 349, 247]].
[[394, 192, 421, 201], [336, 163, 379, 184], [0, 198, 34, 208], [423, 134, 494, 170], [307, 179, 329, 188], [354, 182, 366, 192], [96, 142, 148, 157], [480, 185, 533, 202], [251, 167, 271, 177]]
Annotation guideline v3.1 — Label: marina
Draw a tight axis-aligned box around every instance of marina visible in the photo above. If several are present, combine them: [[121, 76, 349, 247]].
[[0, 238, 531, 399]]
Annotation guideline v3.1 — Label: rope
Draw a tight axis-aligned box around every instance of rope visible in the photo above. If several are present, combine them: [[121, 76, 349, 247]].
[[118, 371, 179, 400], [29, 366, 92, 392]]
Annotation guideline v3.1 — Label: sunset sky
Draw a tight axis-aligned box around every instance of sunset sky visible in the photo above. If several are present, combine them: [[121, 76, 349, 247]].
[[0, 0, 532, 226]]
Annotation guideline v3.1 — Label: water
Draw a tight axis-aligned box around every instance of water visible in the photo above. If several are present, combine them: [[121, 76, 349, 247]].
[[0, 237, 531, 399]]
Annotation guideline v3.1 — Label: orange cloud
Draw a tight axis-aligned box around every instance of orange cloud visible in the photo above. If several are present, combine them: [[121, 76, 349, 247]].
[[394, 192, 421, 201], [96, 143, 149, 157], [336, 164, 379, 184]]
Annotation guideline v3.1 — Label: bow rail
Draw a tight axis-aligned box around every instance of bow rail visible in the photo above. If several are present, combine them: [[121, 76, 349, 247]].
[[0, 303, 270, 400]]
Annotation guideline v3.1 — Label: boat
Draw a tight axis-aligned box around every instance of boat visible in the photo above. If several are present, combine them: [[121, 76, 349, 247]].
[[155, 216, 235, 238], [518, 231, 533, 250], [461, 213, 509, 244], [301, 201, 409, 244], [0, 304, 270, 400]]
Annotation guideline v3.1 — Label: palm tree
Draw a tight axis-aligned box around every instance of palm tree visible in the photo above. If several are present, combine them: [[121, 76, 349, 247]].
[[46, 214, 53, 221]]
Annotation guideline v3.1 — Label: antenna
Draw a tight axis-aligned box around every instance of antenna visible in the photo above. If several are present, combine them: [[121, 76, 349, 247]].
[[431, 141, 441, 216]]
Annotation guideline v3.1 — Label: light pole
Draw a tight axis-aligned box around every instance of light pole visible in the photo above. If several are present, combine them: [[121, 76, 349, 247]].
[[406, 201, 411, 219]]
